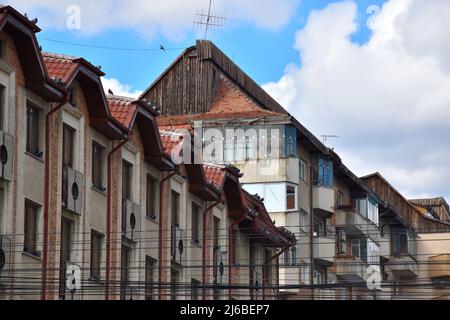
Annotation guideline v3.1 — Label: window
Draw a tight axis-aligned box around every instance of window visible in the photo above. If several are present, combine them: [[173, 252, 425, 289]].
[[122, 160, 133, 200], [284, 125, 297, 157], [191, 278, 201, 300], [170, 269, 179, 300], [299, 210, 307, 231], [145, 256, 156, 300], [300, 263, 308, 284], [62, 124, 75, 168], [299, 159, 306, 181], [313, 156, 333, 188], [24, 200, 39, 255], [313, 269, 323, 285], [90, 231, 102, 280], [286, 185, 296, 210], [26, 102, 41, 156], [59, 218, 73, 299], [120, 245, 131, 300], [337, 191, 344, 207], [146, 175, 157, 219], [92, 141, 105, 190], [0, 39, 5, 59], [291, 246, 297, 266], [232, 229, 239, 265], [284, 249, 290, 266], [337, 229, 346, 254], [191, 203, 201, 244], [171, 191, 180, 226], [351, 238, 367, 262]]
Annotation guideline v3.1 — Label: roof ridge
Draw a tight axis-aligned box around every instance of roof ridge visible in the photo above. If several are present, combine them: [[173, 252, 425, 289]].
[[42, 51, 78, 61], [106, 94, 135, 102]]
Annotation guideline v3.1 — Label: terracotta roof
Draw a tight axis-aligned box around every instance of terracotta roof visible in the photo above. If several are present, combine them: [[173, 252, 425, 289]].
[[160, 131, 184, 157], [203, 164, 226, 189], [42, 52, 78, 83], [157, 109, 286, 129], [107, 95, 137, 129]]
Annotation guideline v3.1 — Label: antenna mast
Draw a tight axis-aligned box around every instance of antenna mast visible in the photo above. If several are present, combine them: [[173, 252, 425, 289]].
[[193, 0, 226, 40]]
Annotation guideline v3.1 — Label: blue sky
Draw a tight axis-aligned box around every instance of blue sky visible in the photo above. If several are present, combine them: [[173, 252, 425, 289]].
[[9, 0, 450, 201], [27, 0, 386, 92]]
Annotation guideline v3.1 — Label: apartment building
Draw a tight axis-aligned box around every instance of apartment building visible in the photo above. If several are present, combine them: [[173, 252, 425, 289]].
[[362, 172, 450, 300], [160, 131, 295, 300], [140, 40, 383, 300]]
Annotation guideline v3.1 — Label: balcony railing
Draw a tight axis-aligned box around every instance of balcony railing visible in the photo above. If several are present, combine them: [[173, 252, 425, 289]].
[[313, 236, 336, 265], [335, 205, 379, 240], [335, 256, 367, 282], [428, 255, 450, 279]]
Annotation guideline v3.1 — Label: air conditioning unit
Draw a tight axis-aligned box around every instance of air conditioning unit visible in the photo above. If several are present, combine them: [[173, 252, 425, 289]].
[[122, 199, 140, 241], [0, 235, 11, 289], [0, 130, 13, 182], [62, 165, 83, 214], [171, 226, 185, 265]]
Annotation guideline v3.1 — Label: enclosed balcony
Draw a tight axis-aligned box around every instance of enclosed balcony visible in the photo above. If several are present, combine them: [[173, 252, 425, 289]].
[[387, 230, 418, 277], [313, 236, 336, 266], [313, 186, 335, 218], [428, 254, 450, 279], [335, 256, 367, 282], [335, 205, 379, 241]]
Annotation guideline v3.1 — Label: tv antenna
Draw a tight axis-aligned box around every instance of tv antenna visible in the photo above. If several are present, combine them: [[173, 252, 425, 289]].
[[193, 0, 227, 40], [321, 135, 339, 145]]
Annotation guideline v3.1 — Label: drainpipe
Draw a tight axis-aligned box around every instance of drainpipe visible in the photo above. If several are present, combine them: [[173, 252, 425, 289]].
[[228, 215, 246, 300], [42, 96, 68, 300], [203, 200, 221, 300], [158, 170, 177, 300], [309, 164, 315, 300], [105, 137, 130, 300], [262, 241, 292, 300]]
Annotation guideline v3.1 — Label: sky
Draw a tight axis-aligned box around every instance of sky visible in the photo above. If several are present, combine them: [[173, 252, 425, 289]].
[[8, 0, 450, 201]]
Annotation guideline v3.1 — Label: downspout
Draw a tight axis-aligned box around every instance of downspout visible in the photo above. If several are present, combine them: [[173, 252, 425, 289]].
[[42, 96, 68, 300], [309, 164, 315, 300], [262, 241, 292, 300], [105, 136, 130, 300], [228, 215, 246, 300], [158, 170, 177, 300], [203, 200, 221, 300]]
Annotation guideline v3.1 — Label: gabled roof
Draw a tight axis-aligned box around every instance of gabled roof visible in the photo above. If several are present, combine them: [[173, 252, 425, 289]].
[[107, 95, 173, 171], [42, 52, 126, 139], [0, 6, 65, 101], [160, 131, 219, 200]]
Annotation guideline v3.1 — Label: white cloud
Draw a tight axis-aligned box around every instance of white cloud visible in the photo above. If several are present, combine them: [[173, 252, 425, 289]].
[[263, 0, 450, 199], [9, 0, 299, 39], [101, 78, 142, 98]]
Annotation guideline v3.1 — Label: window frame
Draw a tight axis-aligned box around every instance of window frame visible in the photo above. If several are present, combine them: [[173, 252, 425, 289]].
[[286, 184, 297, 211], [91, 141, 105, 190], [122, 160, 133, 201], [146, 175, 158, 220], [191, 202, 201, 245], [90, 230, 103, 280], [24, 199, 39, 256], [26, 101, 41, 156]]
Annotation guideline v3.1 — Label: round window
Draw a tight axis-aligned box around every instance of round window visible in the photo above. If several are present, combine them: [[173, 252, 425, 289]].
[[178, 239, 184, 255]]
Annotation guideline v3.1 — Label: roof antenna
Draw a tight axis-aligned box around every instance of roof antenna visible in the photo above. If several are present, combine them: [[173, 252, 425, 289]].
[[193, 0, 227, 40]]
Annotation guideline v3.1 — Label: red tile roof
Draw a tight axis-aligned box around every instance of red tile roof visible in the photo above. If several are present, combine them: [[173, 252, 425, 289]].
[[160, 132, 184, 157], [203, 164, 226, 189], [42, 52, 78, 83], [157, 109, 286, 129], [107, 95, 137, 129]]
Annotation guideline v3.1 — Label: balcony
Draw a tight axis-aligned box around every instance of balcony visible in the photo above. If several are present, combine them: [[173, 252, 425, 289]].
[[428, 254, 450, 279], [379, 236, 390, 258], [313, 236, 336, 266], [387, 255, 418, 278], [335, 205, 379, 240], [335, 256, 367, 282], [313, 186, 335, 218]]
